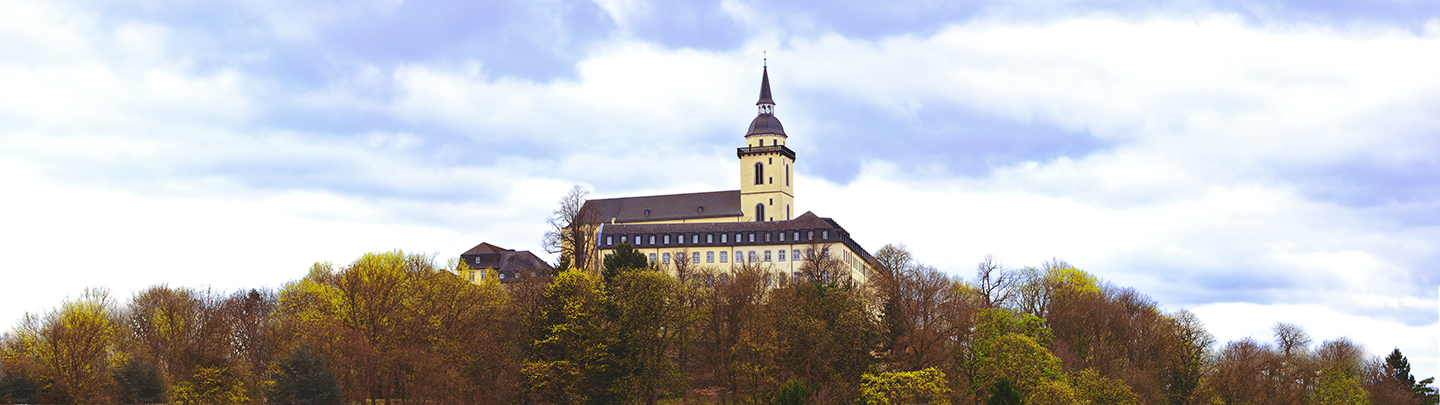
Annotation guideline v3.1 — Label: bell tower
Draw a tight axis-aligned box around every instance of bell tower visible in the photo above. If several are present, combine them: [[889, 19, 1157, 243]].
[[739, 64, 795, 222]]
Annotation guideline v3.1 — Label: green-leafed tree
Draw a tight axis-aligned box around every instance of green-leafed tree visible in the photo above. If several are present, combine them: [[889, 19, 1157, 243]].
[[524, 268, 615, 405], [266, 344, 343, 405], [609, 267, 685, 405], [112, 356, 166, 404], [860, 367, 952, 405], [602, 241, 650, 285]]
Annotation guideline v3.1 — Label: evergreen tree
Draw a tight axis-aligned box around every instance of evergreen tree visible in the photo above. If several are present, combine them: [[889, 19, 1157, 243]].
[[111, 357, 166, 404], [1388, 349, 1416, 387], [266, 345, 343, 405], [602, 241, 649, 285], [988, 379, 1024, 405]]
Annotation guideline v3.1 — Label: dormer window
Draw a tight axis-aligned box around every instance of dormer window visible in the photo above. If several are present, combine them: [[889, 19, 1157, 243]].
[[697, 206, 704, 213], [644, 209, 651, 217]]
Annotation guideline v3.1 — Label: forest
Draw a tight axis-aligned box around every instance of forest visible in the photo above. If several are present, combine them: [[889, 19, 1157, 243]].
[[0, 242, 1435, 405]]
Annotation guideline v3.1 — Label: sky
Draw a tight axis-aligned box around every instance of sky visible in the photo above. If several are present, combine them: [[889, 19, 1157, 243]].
[[1, 0, 1437, 378]]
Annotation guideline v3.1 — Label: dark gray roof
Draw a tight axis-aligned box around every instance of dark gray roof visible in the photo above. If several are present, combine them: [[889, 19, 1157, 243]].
[[460, 242, 555, 274], [584, 190, 742, 223], [596, 211, 874, 264], [757, 66, 774, 105], [746, 114, 785, 137]]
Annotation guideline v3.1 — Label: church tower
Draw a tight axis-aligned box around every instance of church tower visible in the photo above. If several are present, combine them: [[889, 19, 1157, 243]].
[[739, 65, 795, 222]]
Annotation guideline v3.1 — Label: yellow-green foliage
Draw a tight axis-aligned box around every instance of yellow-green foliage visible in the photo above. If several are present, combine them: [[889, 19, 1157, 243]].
[[1070, 369, 1140, 405], [1027, 380, 1081, 405], [14, 289, 118, 404], [969, 309, 1062, 396], [1045, 265, 1100, 296], [173, 366, 248, 405], [524, 268, 612, 405], [1313, 366, 1369, 405], [860, 367, 952, 405]]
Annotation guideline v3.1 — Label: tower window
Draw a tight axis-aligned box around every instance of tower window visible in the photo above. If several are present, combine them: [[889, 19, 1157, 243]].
[[786, 164, 790, 186], [755, 204, 765, 222], [754, 162, 764, 185], [769, 157, 773, 164]]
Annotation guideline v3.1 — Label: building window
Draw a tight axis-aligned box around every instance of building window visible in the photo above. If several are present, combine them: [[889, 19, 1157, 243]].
[[474, 257, 481, 264], [706, 274, 715, 287], [764, 251, 772, 261], [769, 157, 773, 164], [822, 271, 831, 283], [697, 206, 704, 213], [764, 274, 772, 286], [606, 236, 612, 245], [749, 251, 757, 262], [663, 253, 670, 264], [823, 248, 830, 258], [664, 235, 670, 244], [708, 234, 714, 243], [720, 251, 727, 263], [807, 249, 815, 259], [649, 235, 656, 245], [719, 274, 730, 285], [823, 230, 829, 239], [736, 251, 745, 262], [765, 232, 771, 242], [468, 272, 475, 281], [694, 252, 701, 263], [786, 163, 790, 186], [707, 251, 715, 263], [793, 249, 802, 260], [649, 253, 657, 263], [721, 234, 727, 243], [755, 162, 764, 185], [621, 236, 627, 243], [693, 234, 699, 244], [779, 250, 786, 261], [748, 233, 755, 243], [769, 198, 773, 205], [793, 231, 799, 240], [787, 205, 790, 219], [755, 204, 765, 222], [779, 232, 785, 242], [644, 209, 650, 217], [807, 231, 813, 240], [499, 272, 506, 280]]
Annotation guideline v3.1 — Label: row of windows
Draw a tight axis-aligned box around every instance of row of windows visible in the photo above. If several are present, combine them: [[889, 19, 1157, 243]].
[[604, 229, 832, 247], [684, 271, 833, 287], [646, 248, 830, 265]]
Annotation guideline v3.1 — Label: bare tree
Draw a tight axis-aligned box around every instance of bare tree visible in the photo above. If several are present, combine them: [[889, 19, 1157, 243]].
[[543, 185, 603, 273], [973, 254, 1016, 309]]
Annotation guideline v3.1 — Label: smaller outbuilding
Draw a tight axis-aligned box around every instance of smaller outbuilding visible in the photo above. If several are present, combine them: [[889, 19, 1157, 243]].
[[458, 242, 554, 284]]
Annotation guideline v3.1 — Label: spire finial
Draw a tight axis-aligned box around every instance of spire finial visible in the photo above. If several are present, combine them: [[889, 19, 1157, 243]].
[[764, 50, 767, 68]]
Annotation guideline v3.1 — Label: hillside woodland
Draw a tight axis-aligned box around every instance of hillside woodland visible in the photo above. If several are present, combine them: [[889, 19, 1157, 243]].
[[1, 245, 1435, 405]]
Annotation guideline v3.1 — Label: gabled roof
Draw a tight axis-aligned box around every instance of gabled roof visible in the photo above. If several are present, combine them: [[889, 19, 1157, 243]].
[[583, 190, 743, 223], [463, 242, 512, 256]]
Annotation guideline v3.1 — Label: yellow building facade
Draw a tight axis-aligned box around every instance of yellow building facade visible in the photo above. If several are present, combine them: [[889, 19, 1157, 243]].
[[585, 66, 875, 283]]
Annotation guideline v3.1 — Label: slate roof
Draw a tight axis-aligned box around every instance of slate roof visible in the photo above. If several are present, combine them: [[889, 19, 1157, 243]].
[[746, 114, 786, 137], [596, 211, 874, 264], [583, 190, 743, 224], [459, 242, 555, 279], [757, 66, 775, 105]]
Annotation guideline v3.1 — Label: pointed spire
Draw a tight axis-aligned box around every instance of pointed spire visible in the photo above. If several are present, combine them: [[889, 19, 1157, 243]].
[[756, 66, 774, 107]]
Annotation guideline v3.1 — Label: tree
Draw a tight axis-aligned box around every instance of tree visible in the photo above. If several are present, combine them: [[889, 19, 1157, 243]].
[[111, 356, 166, 404], [609, 267, 685, 405], [602, 241, 650, 285], [266, 344, 343, 405], [972, 254, 1016, 309], [523, 268, 615, 405], [860, 367, 952, 405], [13, 288, 118, 404], [173, 365, 248, 405], [543, 185, 603, 273]]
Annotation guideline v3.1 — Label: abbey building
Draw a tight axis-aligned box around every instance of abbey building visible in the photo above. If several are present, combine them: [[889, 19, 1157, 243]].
[[584, 66, 875, 283]]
